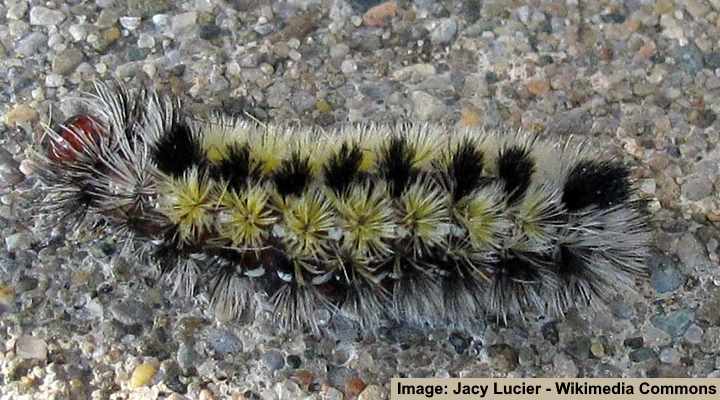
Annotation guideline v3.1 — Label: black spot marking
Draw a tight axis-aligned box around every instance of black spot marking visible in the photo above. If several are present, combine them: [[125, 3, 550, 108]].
[[378, 136, 417, 197], [562, 160, 631, 211], [212, 143, 261, 190], [324, 142, 363, 194], [152, 122, 202, 177], [448, 139, 485, 200], [497, 146, 535, 204], [273, 151, 312, 197]]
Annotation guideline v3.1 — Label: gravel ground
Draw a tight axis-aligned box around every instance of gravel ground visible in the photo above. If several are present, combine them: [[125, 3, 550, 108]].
[[1, 0, 720, 398]]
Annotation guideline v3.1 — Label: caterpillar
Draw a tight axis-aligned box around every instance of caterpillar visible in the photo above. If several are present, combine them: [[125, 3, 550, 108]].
[[31, 81, 650, 333]]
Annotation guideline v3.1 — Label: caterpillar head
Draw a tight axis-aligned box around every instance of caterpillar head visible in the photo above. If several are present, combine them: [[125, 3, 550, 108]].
[[48, 115, 104, 162]]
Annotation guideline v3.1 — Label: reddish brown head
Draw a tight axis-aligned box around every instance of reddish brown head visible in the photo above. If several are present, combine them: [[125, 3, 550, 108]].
[[48, 115, 104, 162]]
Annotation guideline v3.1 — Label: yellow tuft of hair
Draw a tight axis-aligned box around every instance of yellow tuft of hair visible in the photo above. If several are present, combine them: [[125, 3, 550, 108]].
[[334, 182, 396, 258], [510, 185, 560, 251], [343, 125, 386, 173], [200, 115, 250, 164], [249, 127, 289, 175], [216, 184, 276, 249], [160, 167, 216, 243], [406, 124, 444, 168], [280, 189, 336, 258], [455, 185, 505, 250], [397, 180, 450, 254]]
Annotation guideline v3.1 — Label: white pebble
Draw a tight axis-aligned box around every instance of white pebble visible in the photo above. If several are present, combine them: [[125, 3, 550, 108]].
[[341, 59, 357, 75], [120, 16, 141, 30], [69, 24, 87, 41], [45, 73, 64, 88], [137, 33, 155, 48]]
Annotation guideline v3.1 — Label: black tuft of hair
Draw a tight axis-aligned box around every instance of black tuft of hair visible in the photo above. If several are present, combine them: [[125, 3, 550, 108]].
[[211, 143, 261, 190], [497, 145, 535, 204], [152, 122, 202, 177], [378, 136, 417, 197], [448, 139, 485, 201], [555, 245, 587, 279], [493, 254, 543, 284], [273, 151, 312, 197], [323, 142, 363, 194], [562, 160, 631, 211]]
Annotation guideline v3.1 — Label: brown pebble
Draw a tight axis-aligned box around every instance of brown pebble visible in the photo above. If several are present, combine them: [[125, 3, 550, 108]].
[[345, 377, 366, 398], [291, 369, 315, 389], [270, 14, 317, 43], [460, 106, 482, 128], [4, 104, 39, 127], [363, 1, 398, 27], [526, 79, 550, 96], [199, 389, 215, 400]]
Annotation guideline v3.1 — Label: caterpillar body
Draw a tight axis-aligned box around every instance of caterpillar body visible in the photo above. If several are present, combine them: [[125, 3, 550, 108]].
[[33, 82, 650, 333]]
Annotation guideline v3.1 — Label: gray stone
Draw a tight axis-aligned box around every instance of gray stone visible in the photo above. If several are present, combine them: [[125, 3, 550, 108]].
[[430, 18, 458, 45], [177, 342, 198, 371], [546, 108, 592, 136], [705, 52, 720, 69], [109, 299, 152, 325], [330, 43, 350, 59], [553, 352, 579, 377], [324, 386, 343, 400], [15, 32, 47, 57], [660, 348, 682, 365], [52, 48, 84, 75], [701, 327, 720, 353], [7, 0, 29, 20], [171, 12, 198, 35], [675, 232, 711, 269], [411, 90, 447, 121], [290, 90, 315, 112], [629, 348, 656, 362], [674, 43, 704, 76], [5, 232, 33, 252], [29, 6, 66, 26], [128, 0, 170, 17], [698, 290, 720, 325], [341, 59, 357, 74], [684, 324, 704, 344], [0, 148, 23, 186], [15, 335, 47, 360], [206, 328, 242, 354], [647, 252, 685, 293], [198, 24, 222, 40], [262, 350, 285, 370], [487, 344, 518, 372], [565, 336, 591, 360], [651, 308, 694, 337], [644, 325, 672, 347]]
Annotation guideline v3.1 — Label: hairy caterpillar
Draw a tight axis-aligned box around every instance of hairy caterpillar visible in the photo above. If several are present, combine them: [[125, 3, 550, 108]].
[[32, 82, 650, 333]]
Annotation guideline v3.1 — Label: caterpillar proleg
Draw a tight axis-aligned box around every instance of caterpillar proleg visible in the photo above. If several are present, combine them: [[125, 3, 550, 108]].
[[32, 81, 650, 333]]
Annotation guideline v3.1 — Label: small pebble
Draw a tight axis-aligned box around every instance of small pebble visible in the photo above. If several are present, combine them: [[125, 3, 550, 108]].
[[341, 59, 357, 75], [262, 350, 285, 370], [358, 385, 385, 400], [120, 16, 141, 30], [29, 6, 66, 26], [129, 362, 158, 389], [363, 1, 397, 27], [15, 335, 47, 360]]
